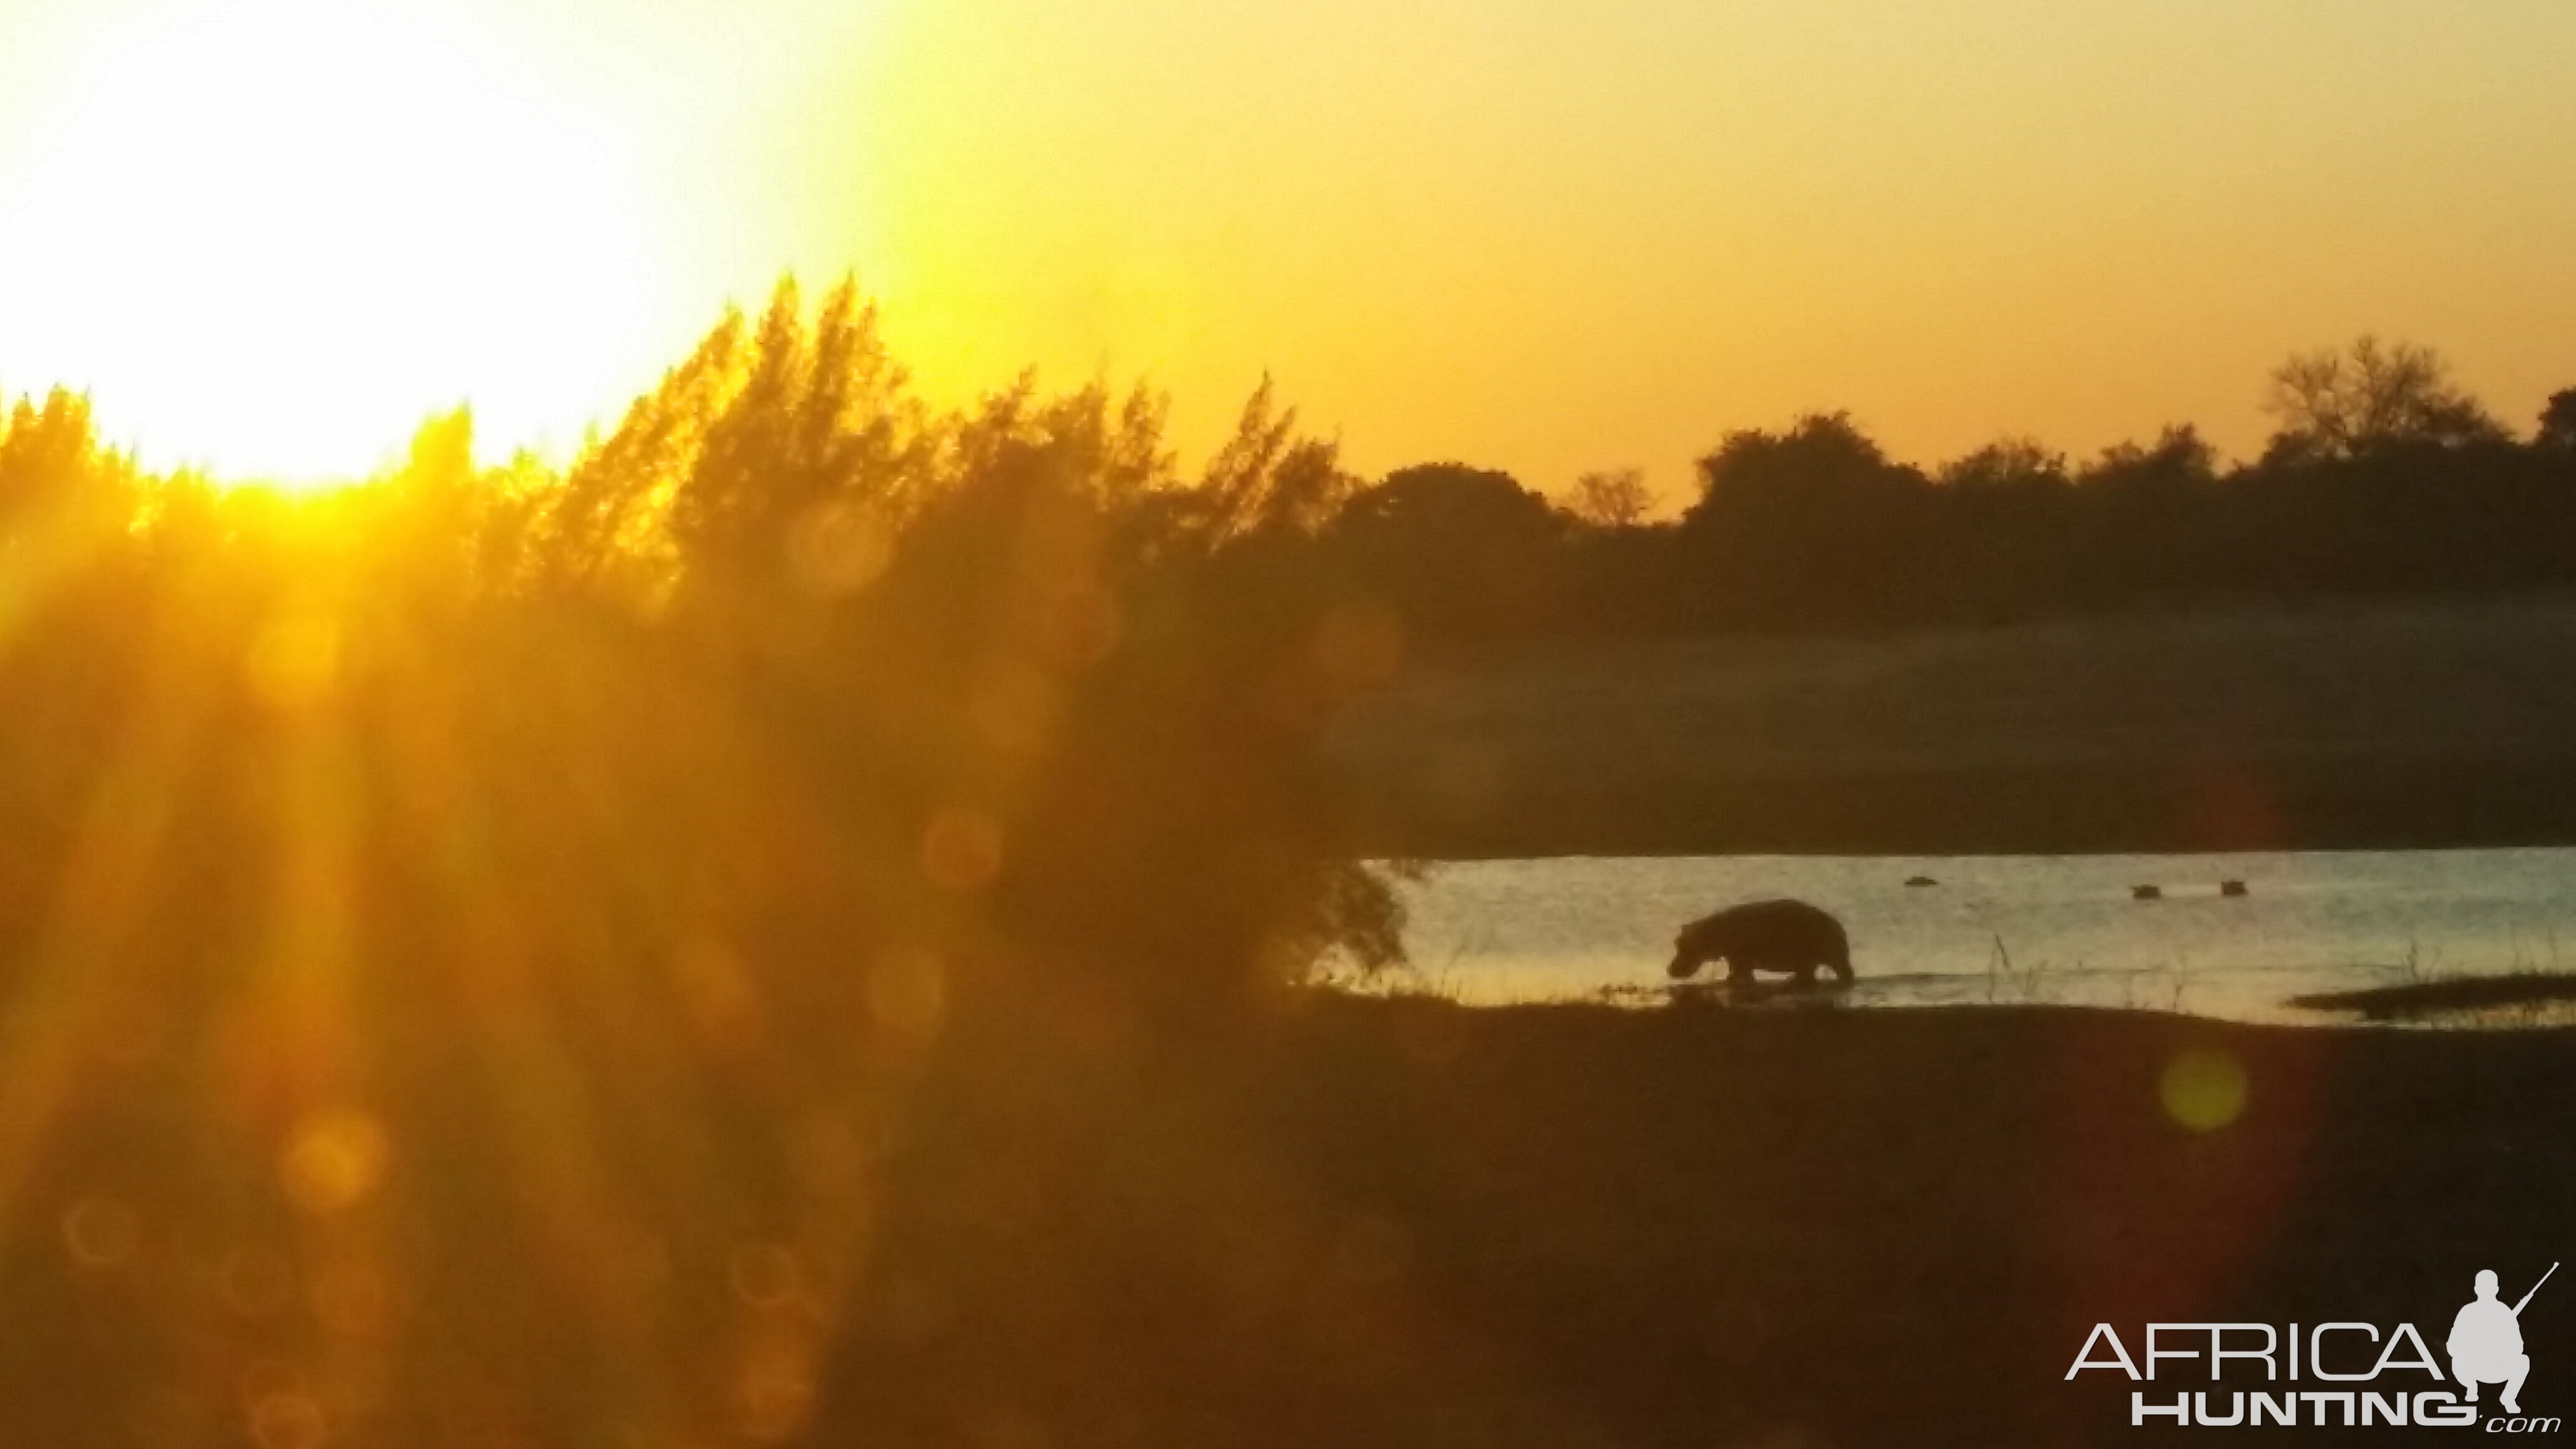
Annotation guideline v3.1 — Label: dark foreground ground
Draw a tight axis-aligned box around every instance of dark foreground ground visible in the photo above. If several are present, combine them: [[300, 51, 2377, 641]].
[[14, 987, 2569, 1447], [820, 993, 2576, 1448]]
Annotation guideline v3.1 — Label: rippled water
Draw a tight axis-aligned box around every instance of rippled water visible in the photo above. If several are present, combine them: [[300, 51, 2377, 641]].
[[1360, 849, 2576, 1022]]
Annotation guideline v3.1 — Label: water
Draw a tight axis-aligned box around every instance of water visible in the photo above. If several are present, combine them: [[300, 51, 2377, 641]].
[[1361, 848, 2576, 1022]]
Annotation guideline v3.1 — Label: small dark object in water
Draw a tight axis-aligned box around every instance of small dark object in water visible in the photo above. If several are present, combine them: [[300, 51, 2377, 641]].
[[1669, 899, 1853, 984], [2220, 879, 2249, 897], [2132, 885, 2162, 900], [1905, 875, 1938, 888]]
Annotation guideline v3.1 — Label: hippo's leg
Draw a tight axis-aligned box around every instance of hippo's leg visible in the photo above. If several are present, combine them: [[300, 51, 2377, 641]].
[[1795, 963, 1819, 985], [1727, 959, 1752, 983]]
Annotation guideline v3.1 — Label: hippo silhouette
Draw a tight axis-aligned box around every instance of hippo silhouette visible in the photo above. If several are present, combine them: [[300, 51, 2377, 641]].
[[1669, 899, 1853, 984]]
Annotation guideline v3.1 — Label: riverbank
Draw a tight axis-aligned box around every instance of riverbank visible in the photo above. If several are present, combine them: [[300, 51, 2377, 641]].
[[822, 992, 2576, 1447], [1325, 597, 2576, 856]]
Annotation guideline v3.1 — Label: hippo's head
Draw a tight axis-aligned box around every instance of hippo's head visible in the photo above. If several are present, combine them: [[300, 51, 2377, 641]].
[[1667, 924, 1710, 980]]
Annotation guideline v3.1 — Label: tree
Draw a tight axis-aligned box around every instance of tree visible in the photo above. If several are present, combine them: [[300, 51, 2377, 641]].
[[1684, 412, 1920, 523], [0, 389, 120, 519], [1566, 467, 1657, 527], [672, 276, 923, 590], [1330, 462, 1566, 642], [1679, 413, 1933, 627], [539, 306, 748, 597], [2067, 426, 2227, 605], [1938, 437, 2069, 492], [2077, 425, 2222, 490], [2538, 389, 2576, 453], [2261, 336, 2506, 463], [1171, 377, 1356, 551]]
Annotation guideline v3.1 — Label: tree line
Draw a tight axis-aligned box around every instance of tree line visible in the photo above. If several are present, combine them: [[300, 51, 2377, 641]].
[[4, 318, 2560, 1031], [1294, 337, 2576, 645]]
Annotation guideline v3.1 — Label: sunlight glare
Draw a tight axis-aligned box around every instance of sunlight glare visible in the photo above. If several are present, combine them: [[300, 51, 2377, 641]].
[[0, 1, 667, 487]]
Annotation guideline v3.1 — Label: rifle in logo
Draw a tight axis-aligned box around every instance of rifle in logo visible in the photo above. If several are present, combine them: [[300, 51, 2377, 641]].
[[2516, 1264, 2559, 1317]]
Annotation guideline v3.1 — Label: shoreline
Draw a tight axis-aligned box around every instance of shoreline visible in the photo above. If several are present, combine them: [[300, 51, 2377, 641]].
[[1375, 838, 2576, 864]]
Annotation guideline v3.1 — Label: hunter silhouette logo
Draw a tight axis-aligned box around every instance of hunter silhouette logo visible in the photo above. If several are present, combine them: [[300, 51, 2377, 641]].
[[2067, 1262, 2559, 1430], [2451, 1264, 2552, 1416]]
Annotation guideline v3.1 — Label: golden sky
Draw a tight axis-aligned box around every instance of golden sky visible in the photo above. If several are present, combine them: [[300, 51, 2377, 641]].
[[3, 0, 2574, 493]]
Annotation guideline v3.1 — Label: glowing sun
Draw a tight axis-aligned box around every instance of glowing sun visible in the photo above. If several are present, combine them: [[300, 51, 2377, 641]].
[[0, 1, 667, 487]]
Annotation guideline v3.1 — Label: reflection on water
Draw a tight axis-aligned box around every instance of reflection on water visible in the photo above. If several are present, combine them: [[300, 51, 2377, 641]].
[[1355, 848, 2576, 1023]]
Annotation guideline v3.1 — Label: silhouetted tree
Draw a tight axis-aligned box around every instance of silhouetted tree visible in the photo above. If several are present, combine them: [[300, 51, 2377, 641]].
[[2066, 426, 2227, 604], [536, 305, 749, 598], [1567, 467, 1657, 527], [1680, 413, 1933, 627], [2262, 336, 2507, 463], [0, 388, 135, 531], [2077, 426, 2222, 490], [2538, 389, 2576, 453], [1329, 462, 1567, 643], [1938, 437, 2069, 492], [1926, 438, 2079, 620], [1157, 377, 1357, 555], [673, 277, 927, 603]]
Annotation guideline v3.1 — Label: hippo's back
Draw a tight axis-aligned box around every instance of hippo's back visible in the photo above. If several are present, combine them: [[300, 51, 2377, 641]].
[[1687, 897, 1849, 965], [1704, 897, 1842, 942]]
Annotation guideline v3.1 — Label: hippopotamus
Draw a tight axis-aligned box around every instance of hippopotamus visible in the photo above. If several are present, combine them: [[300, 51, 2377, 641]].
[[1669, 898, 1853, 984]]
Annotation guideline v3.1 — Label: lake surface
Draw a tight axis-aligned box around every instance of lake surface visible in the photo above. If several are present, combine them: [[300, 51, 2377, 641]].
[[1357, 848, 2576, 1022]]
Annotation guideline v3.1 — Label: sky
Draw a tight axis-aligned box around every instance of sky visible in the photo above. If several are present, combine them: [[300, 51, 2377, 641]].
[[2, 0, 2574, 495]]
